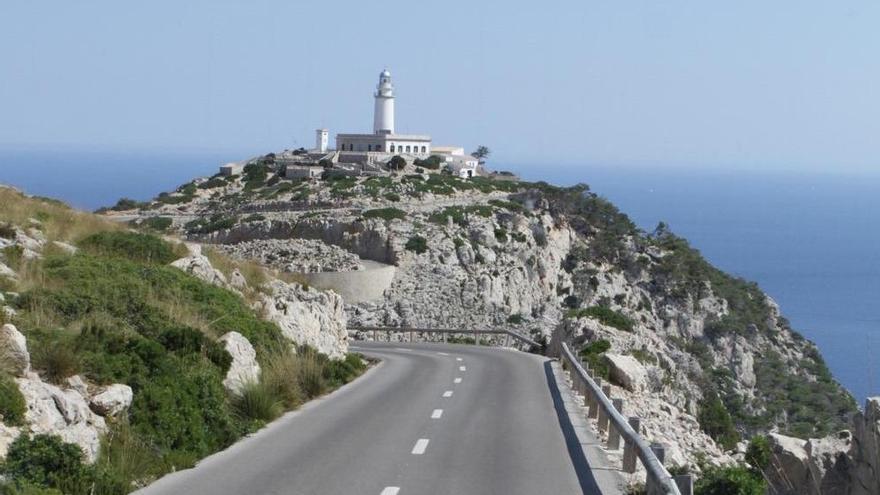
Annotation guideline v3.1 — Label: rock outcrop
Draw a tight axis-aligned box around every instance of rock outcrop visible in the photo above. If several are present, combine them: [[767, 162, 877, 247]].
[[1, 323, 30, 376], [259, 279, 348, 359], [15, 374, 106, 462], [89, 384, 133, 417], [218, 331, 261, 394], [766, 398, 880, 495], [604, 353, 647, 392], [171, 252, 228, 288]]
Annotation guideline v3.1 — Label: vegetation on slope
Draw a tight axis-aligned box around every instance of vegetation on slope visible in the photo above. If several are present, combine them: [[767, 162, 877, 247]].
[[0, 188, 366, 494]]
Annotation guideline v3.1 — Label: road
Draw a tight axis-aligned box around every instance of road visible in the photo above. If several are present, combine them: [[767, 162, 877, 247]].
[[137, 342, 622, 495]]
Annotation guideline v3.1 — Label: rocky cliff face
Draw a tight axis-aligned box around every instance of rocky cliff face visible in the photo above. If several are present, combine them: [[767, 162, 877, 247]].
[[111, 164, 860, 477]]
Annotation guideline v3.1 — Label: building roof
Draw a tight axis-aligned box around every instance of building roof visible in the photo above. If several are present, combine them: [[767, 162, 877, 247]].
[[336, 133, 432, 141]]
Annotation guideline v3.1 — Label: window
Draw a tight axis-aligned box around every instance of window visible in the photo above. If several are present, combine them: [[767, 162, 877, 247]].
[[421, 146, 427, 153], [405, 145, 411, 153], [390, 145, 395, 152], [368, 144, 372, 151]]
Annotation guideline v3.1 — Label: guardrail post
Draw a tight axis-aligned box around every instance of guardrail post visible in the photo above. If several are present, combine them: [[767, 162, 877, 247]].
[[443, 331, 447, 343], [387, 330, 391, 342], [476, 330, 480, 346], [372, 329, 377, 341], [646, 443, 667, 495], [409, 330, 414, 343], [588, 378, 602, 419], [607, 398, 624, 450], [504, 333, 511, 347], [623, 416, 640, 473], [598, 384, 612, 434], [674, 475, 694, 495]]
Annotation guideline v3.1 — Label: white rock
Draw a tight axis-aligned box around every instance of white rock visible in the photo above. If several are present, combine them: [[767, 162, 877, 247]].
[[218, 332, 260, 394], [605, 353, 648, 391], [171, 254, 228, 287], [229, 269, 248, 290], [15, 376, 106, 463], [0, 422, 21, 459], [0, 324, 30, 376], [259, 280, 348, 359], [51, 241, 78, 255], [0, 262, 16, 279], [89, 384, 133, 416], [65, 375, 89, 397]]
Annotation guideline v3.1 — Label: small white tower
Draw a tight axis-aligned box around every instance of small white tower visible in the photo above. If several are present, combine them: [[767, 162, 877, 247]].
[[315, 129, 328, 152], [373, 68, 395, 135]]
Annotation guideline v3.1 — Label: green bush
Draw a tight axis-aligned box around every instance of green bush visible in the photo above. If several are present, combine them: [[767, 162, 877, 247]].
[[405, 236, 428, 254], [78, 231, 182, 265], [184, 214, 238, 235], [362, 208, 406, 221], [0, 223, 16, 240], [698, 391, 740, 451], [323, 353, 366, 389], [695, 465, 765, 495], [566, 306, 634, 332], [413, 155, 442, 170], [262, 351, 303, 409], [494, 228, 508, 243], [108, 198, 147, 212], [579, 339, 611, 380], [91, 419, 164, 494], [2, 434, 93, 494], [0, 372, 26, 426], [745, 435, 770, 470], [198, 178, 227, 190], [383, 192, 401, 202], [506, 314, 524, 325], [297, 351, 325, 399], [138, 216, 172, 232], [428, 205, 494, 226]]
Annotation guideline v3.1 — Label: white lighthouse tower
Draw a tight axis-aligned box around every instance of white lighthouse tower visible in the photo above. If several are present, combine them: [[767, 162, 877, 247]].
[[373, 68, 395, 135]]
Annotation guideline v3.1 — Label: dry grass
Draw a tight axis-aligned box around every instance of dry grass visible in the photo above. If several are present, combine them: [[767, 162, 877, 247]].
[[0, 187, 121, 245], [261, 350, 303, 408]]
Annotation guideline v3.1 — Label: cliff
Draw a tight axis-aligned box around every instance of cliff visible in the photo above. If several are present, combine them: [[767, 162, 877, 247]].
[[106, 160, 861, 479]]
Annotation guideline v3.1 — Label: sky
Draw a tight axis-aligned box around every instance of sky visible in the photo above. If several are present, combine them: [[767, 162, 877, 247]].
[[1, 1, 878, 173]]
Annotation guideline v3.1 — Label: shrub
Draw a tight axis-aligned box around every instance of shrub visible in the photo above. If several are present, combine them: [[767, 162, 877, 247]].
[[384, 192, 401, 202], [566, 306, 634, 332], [33, 342, 80, 384], [234, 381, 283, 424], [92, 419, 164, 493], [362, 208, 406, 221], [698, 391, 740, 451], [694, 464, 765, 495], [506, 314, 524, 325], [198, 178, 227, 190], [745, 435, 771, 470], [138, 216, 172, 232], [414, 155, 442, 170], [494, 228, 508, 243], [428, 205, 494, 226], [184, 214, 237, 235], [2, 434, 93, 494], [0, 371, 26, 426], [579, 339, 611, 380], [0, 223, 16, 239], [405, 236, 428, 254], [78, 231, 182, 264], [387, 155, 406, 171], [108, 198, 147, 212], [323, 353, 366, 389]]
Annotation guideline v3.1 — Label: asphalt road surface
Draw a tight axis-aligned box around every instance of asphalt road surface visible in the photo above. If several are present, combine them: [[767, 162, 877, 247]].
[[137, 342, 621, 495]]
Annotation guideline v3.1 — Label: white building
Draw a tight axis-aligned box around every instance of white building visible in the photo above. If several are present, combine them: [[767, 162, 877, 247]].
[[315, 129, 329, 153], [336, 69, 432, 158]]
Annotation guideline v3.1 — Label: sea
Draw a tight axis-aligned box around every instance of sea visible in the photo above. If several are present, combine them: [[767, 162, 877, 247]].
[[1, 149, 877, 405]]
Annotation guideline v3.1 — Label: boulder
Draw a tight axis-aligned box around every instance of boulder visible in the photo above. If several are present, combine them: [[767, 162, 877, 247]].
[[229, 269, 248, 290], [89, 384, 133, 416], [766, 432, 852, 495], [259, 280, 348, 359], [0, 324, 30, 376], [0, 261, 16, 279], [15, 375, 106, 463], [218, 332, 260, 394], [604, 353, 647, 391], [171, 254, 227, 287], [65, 375, 90, 397], [0, 422, 21, 459]]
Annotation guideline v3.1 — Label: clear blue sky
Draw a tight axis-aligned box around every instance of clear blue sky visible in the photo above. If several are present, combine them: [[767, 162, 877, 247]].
[[1, 1, 878, 172]]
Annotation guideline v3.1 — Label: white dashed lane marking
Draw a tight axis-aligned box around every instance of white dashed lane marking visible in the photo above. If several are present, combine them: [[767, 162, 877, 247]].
[[380, 488, 400, 495], [442, 390, 453, 398], [411, 439, 430, 455], [438, 352, 450, 356], [431, 409, 443, 419], [459, 366, 466, 371], [454, 378, 462, 384], [456, 357, 463, 361]]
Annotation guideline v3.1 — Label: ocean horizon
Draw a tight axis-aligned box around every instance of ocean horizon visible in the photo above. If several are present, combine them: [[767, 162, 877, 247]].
[[1, 148, 877, 405]]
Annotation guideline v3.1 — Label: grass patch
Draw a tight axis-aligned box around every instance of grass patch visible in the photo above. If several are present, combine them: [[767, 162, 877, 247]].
[[405, 236, 428, 254], [428, 205, 494, 227], [0, 371, 26, 426], [78, 231, 185, 265], [566, 306, 634, 332], [363, 208, 406, 221]]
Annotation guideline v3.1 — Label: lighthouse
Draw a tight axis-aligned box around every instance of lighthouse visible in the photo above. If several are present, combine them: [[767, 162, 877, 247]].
[[373, 69, 395, 135]]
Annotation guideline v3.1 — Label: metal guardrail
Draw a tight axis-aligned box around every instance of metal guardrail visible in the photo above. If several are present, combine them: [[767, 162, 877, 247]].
[[347, 325, 541, 350], [560, 341, 689, 495]]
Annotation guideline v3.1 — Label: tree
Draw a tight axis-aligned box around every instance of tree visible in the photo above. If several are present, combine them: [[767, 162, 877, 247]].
[[472, 145, 491, 163], [387, 155, 406, 171]]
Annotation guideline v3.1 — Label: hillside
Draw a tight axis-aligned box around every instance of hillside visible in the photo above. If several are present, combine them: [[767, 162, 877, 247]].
[[0, 185, 364, 494], [103, 158, 858, 469]]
